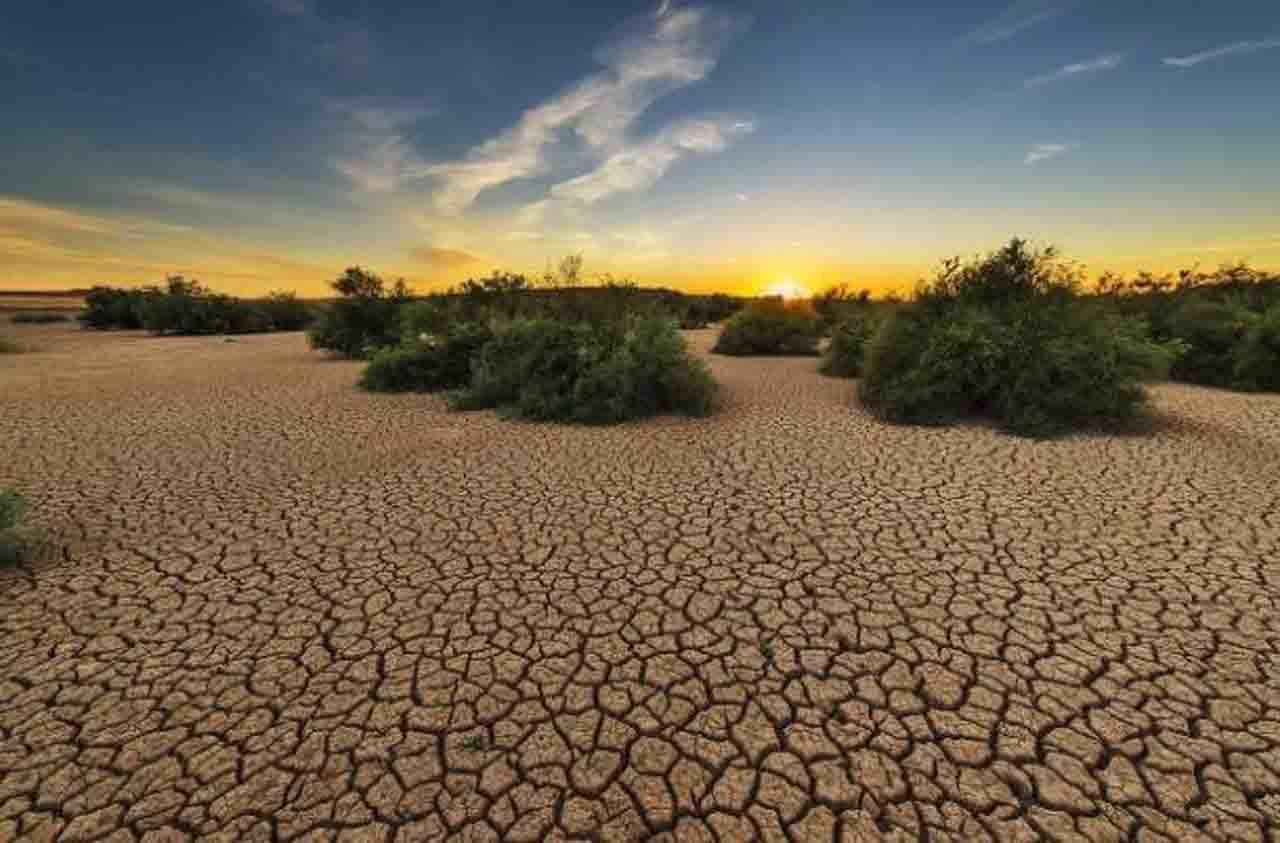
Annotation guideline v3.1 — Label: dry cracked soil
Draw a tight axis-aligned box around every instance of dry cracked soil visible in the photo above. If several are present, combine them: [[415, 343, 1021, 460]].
[[2, 322, 1280, 842]]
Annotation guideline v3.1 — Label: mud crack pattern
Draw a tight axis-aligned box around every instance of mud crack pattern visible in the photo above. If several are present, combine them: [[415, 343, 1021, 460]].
[[2, 324, 1280, 841]]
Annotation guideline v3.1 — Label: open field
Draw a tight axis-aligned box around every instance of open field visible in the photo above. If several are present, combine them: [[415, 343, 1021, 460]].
[[2, 322, 1280, 841]]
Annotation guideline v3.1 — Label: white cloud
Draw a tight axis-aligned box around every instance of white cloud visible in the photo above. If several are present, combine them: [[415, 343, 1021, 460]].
[[326, 98, 435, 193], [963, 1, 1070, 45], [1025, 52, 1125, 87], [550, 117, 753, 204], [1024, 143, 1077, 165], [1163, 38, 1280, 68], [407, 2, 745, 212]]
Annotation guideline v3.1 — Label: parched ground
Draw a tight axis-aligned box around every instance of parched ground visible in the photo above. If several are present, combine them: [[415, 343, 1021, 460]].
[[2, 323, 1280, 842]]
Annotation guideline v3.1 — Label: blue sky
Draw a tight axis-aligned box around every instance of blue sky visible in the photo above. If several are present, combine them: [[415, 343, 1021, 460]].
[[2, 0, 1278, 294]]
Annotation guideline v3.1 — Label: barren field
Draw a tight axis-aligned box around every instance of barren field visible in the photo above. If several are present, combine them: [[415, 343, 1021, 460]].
[[3, 323, 1280, 842]]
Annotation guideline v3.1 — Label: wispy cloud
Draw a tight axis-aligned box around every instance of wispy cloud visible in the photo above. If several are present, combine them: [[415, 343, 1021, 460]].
[[550, 117, 754, 204], [963, 1, 1072, 45], [1163, 38, 1280, 68], [327, 98, 435, 194], [1025, 51, 1125, 88], [1024, 143, 1077, 165], [405, 2, 746, 212]]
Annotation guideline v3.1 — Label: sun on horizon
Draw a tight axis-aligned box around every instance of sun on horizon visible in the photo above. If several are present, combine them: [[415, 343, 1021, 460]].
[[763, 279, 809, 301]]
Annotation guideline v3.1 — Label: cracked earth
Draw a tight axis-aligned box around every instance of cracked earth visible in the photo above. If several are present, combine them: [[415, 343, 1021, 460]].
[[2, 323, 1280, 842]]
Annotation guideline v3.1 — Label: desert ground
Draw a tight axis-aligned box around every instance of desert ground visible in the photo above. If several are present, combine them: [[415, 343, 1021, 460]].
[[2, 322, 1279, 842]]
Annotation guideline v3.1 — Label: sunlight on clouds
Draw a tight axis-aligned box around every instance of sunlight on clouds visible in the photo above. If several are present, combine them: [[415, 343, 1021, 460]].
[[550, 117, 754, 204], [395, 2, 746, 213]]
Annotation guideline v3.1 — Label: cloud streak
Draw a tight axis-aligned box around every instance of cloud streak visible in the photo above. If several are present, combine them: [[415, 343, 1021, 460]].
[[550, 117, 754, 204], [1163, 38, 1280, 68], [407, 2, 746, 212], [1024, 143, 1076, 165], [963, 1, 1071, 45], [1025, 51, 1125, 87]]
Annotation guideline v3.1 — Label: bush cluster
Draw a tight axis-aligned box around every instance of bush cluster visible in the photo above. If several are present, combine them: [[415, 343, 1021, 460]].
[[347, 257, 725, 424], [858, 239, 1182, 436], [80, 279, 315, 335], [11, 312, 71, 324], [712, 303, 823, 356], [308, 267, 411, 358], [820, 314, 877, 377], [451, 317, 716, 423], [1097, 265, 1280, 392], [0, 336, 22, 354], [360, 323, 493, 393], [0, 488, 28, 565]]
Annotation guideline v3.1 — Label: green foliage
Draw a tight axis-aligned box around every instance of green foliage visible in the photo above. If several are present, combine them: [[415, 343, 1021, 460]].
[[812, 284, 872, 331], [859, 239, 1180, 436], [11, 311, 71, 324], [1232, 304, 1280, 392], [820, 314, 877, 378], [257, 292, 315, 331], [308, 267, 410, 358], [0, 488, 28, 564], [1094, 262, 1280, 392], [451, 316, 716, 423], [80, 280, 311, 334], [1165, 301, 1256, 388], [712, 303, 823, 356], [360, 324, 493, 393], [81, 285, 146, 329], [0, 336, 23, 353], [138, 276, 276, 335], [0, 489, 26, 532]]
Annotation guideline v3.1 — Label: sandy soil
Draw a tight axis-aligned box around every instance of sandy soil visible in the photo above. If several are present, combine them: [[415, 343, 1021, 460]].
[[2, 323, 1279, 842]]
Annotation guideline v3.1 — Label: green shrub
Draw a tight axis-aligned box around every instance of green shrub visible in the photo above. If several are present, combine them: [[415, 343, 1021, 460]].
[[360, 324, 493, 393], [400, 297, 465, 342], [0, 336, 23, 353], [80, 280, 305, 335], [81, 285, 147, 329], [11, 312, 71, 324], [712, 303, 823, 356], [0, 488, 28, 565], [308, 267, 410, 358], [859, 239, 1180, 436], [258, 292, 315, 331], [1166, 300, 1256, 388], [1233, 304, 1280, 392], [452, 316, 716, 423], [820, 314, 877, 377]]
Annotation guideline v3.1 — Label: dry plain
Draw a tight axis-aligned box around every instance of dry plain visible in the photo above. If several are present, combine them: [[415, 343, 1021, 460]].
[[2, 322, 1280, 841]]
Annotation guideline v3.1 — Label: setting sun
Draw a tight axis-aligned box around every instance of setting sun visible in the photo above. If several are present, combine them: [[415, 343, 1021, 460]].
[[764, 279, 809, 300]]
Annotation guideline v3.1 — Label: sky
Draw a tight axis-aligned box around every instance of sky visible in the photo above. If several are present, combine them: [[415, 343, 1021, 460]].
[[1, 1, 1278, 296]]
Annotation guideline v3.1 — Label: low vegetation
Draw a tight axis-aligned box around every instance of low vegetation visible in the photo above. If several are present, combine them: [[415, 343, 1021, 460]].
[[351, 258, 719, 424], [0, 336, 23, 354], [820, 313, 877, 377], [450, 316, 716, 423], [858, 239, 1183, 437], [712, 302, 823, 356], [81, 278, 316, 335], [360, 323, 493, 393], [10, 312, 71, 324], [0, 488, 29, 565], [1097, 264, 1280, 392], [308, 267, 411, 358]]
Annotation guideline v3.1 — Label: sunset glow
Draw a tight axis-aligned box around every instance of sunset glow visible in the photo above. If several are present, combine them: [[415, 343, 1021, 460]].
[[764, 279, 809, 301], [1, 3, 1278, 296]]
